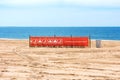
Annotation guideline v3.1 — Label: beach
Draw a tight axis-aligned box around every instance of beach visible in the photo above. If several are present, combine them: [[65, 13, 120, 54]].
[[0, 39, 120, 80]]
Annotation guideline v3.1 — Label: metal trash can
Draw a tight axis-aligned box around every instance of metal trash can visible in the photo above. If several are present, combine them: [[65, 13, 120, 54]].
[[96, 40, 101, 48]]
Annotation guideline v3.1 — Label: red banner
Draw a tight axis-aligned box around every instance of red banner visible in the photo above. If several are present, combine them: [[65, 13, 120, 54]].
[[29, 36, 89, 47]]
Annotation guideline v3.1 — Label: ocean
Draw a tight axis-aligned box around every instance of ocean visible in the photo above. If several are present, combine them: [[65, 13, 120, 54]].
[[0, 27, 120, 40]]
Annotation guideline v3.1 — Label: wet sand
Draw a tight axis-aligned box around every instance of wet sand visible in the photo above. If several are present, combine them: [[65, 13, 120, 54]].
[[0, 39, 120, 80]]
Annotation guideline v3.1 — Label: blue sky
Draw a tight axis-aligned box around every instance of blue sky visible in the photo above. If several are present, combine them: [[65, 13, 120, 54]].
[[0, 0, 120, 27]]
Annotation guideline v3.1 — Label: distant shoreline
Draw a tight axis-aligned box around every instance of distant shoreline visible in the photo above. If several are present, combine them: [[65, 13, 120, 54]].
[[0, 38, 119, 41], [0, 38, 28, 40]]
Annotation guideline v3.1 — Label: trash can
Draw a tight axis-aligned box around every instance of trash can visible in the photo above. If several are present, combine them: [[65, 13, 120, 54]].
[[96, 40, 101, 48]]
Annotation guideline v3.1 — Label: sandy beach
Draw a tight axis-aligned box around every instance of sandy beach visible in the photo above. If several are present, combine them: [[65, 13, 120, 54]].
[[0, 39, 120, 80]]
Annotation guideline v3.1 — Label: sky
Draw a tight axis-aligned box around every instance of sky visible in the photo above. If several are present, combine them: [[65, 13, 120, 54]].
[[0, 0, 120, 27]]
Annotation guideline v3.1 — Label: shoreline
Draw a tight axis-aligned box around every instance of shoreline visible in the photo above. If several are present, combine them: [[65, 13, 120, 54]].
[[0, 38, 28, 40], [0, 38, 120, 41]]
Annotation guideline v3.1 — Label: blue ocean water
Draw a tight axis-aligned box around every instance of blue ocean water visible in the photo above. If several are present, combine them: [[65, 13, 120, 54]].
[[0, 27, 120, 40]]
